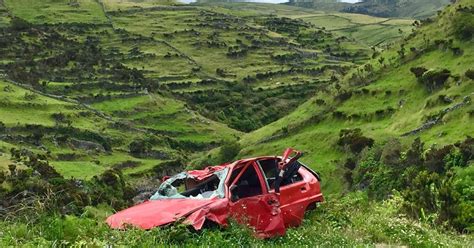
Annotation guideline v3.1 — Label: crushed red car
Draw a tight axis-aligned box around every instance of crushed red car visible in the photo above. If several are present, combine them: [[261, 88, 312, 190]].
[[106, 148, 323, 238]]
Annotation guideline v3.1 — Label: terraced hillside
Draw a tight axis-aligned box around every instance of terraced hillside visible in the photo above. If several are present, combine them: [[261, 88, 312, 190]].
[[199, 2, 414, 47], [0, 0, 395, 179], [289, 0, 452, 19], [234, 0, 474, 195], [1, 0, 473, 246]]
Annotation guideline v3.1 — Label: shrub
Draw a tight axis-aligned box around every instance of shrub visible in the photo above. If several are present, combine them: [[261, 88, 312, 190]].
[[129, 139, 152, 157], [419, 68, 451, 92], [337, 128, 374, 154], [10, 17, 31, 31], [334, 91, 352, 102], [410, 66, 428, 78], [380, 139, 402, 168], [452, 10, 474, 40], [0, 121, 5, 133], [218, 141, 241, 163], [465, 69, 474, 80]]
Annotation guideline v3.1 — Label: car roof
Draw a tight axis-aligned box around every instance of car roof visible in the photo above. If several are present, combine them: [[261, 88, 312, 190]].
[[187, 155, 281, 179]]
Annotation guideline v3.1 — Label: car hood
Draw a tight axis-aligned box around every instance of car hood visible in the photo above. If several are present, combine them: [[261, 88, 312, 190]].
[[106, 198, 216, 229]]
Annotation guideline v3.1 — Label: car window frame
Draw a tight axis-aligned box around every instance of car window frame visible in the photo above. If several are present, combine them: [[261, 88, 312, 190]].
[[227, 161, 268, 201], [256, 158, 305, 192]]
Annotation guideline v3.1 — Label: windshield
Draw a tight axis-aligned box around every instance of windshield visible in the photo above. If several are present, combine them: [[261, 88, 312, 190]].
[[150, 168, 229, 200]]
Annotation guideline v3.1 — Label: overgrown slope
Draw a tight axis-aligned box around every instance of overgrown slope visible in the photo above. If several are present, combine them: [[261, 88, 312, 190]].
[[289, 0, 452, 19], [0, 0, 472, 246], [0, 0, 404, 179]]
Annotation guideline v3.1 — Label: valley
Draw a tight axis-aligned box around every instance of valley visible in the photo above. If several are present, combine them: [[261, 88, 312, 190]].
[[0, 0, 473, 246]]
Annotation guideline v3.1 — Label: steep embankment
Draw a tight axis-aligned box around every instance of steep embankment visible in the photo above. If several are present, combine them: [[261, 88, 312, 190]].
[[0, 0, 382, 179], [238, 0, 473, 194]]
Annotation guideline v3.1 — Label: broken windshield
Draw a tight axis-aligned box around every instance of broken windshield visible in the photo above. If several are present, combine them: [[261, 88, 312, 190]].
[[150, 168, 229, 200]]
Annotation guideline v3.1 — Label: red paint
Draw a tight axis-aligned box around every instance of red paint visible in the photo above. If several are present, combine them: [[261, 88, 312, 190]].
[[106, 148, 323, 238], [106, 199, 215, 229]]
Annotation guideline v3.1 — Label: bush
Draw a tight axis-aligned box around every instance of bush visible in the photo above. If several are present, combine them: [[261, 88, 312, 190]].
[[129, 139, 152, 157], [10, 17, 31, 31], [452, 10, 474, 40], [337, 128, 374, 154], [419, 68, 451, 92], [380, 139, 402, 167], [465, 69, 474, 80], [0, 121, 5, 133], [410, 66, 428, 78], [218, 141, 241, 163]]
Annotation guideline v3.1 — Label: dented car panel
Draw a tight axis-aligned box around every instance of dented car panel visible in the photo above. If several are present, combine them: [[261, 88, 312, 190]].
[[106, 148, 323, 238]]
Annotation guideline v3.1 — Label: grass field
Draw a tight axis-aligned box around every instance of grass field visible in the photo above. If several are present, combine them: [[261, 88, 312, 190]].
[[234, 0, 474, 196], [4, 0, 108, 24], [200, 2, 414, 47]]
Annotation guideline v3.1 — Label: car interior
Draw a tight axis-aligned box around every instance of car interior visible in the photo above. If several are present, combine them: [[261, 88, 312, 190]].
[[257, 158, 303, 190], [229, 163, 263, 201], [180, 175, 220, 198]]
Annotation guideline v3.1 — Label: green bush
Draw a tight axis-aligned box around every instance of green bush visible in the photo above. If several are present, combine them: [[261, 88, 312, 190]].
[[419, 68, 451, 92], [218, 141, 241, 163], [465, 69, 474, 80], [337, 128, 374, 154], [452, 10, 474, 40]]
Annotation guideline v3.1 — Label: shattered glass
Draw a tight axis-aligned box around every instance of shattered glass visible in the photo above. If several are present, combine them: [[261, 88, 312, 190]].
[[150, 168, 229, 200]]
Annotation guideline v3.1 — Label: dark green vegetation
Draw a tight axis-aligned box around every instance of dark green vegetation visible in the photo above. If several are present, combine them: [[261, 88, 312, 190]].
[[289, 0, 452, 19], [1, 0, 473, 246], [0, 0, 385, 179], [197, 2, 415, 47]]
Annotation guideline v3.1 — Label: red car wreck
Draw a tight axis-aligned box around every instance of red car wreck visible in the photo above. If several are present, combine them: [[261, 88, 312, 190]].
[[106, 148, 323, 238]]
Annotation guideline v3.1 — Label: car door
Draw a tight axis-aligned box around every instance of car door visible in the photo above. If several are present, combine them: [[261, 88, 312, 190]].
[[277, 167, 311, 227], [257, 149, 314, 227], [228, 162, 286, 238]]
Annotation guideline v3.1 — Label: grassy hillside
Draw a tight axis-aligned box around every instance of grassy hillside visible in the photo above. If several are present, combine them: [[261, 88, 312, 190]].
[[0, 0, 383, 179], [0, 1, 415, 181], [199, 2, 414, 47], [342, 0, 452, 19], [235, 0, 473, 193], [4, 0, 108, 24], [290, 0, 452, 19], [0, 0, 473, 246]]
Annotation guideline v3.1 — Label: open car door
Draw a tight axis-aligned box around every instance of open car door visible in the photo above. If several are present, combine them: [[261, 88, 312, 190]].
[[274, 148, 303, 194], [228, 162, 286, 238]]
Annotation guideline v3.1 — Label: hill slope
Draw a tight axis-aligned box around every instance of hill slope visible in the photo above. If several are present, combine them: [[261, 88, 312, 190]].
[[0, 0, 410, 180], [0, 0, 473, 246], [289, 0, 452, 18], [343, 0, 452, 18], [238, 0, 473, 193]]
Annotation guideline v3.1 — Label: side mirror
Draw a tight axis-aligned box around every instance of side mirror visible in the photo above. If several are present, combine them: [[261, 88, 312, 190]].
[[230, 185, 239, 202]]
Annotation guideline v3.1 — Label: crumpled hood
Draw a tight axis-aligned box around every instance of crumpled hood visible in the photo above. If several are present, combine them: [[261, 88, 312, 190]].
[[106, 199, 215, 229]]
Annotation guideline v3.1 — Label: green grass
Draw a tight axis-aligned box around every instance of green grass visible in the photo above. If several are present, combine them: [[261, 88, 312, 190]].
[[200, 2, 413, 47], [52, 161, 107, 179], [0, 153, 12, 171], [235, 0, 474, 197], [1, 191, 472, 247], [4, 0, 108, 24], [101, 0, 177, 11]]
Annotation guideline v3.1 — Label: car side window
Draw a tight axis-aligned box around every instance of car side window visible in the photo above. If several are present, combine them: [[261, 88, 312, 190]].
[[258, 158, 303, 189], [230, 164, 263, 201]]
